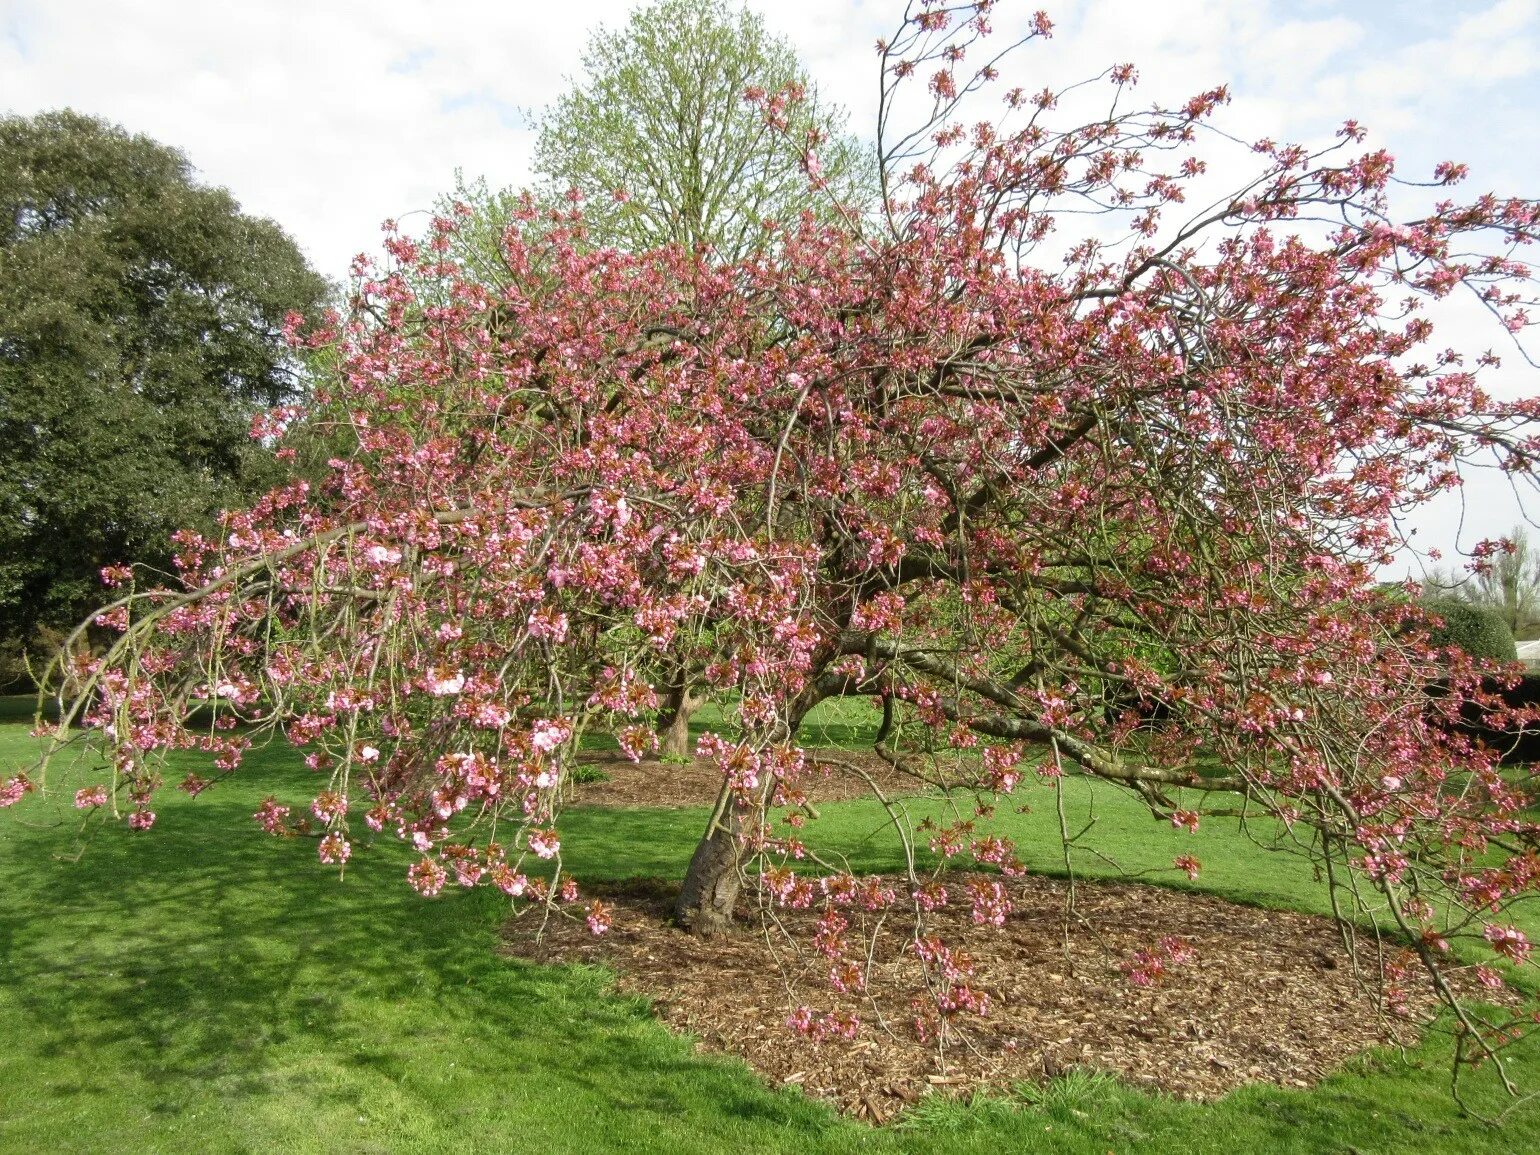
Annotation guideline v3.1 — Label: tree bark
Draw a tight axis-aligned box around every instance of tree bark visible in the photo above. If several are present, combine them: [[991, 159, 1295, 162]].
[[672, 687, 821, 935], [673, 785, 745, 937]]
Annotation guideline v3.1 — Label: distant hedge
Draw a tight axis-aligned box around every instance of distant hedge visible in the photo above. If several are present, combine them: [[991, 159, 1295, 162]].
[[1418, 597, 1518, 663]]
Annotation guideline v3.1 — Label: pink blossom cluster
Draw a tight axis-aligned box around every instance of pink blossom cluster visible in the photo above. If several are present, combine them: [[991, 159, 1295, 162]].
[[785, 1006, 860, 1043], [1119, 936, 1199, 987]]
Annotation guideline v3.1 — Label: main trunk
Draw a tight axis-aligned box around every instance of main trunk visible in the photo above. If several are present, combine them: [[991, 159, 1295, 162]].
[[672, 688, 820, 934], [673, 785, 745, 937]]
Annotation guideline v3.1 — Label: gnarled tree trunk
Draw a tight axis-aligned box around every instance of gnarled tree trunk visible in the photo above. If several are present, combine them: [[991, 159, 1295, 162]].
[[673, 786, 746, 936], [656, 681, 703, 760], [673, 687, 822, 935]]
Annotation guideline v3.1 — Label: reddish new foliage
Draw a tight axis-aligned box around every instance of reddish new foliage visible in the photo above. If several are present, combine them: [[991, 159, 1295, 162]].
[[14, 2, 1540, 1100]]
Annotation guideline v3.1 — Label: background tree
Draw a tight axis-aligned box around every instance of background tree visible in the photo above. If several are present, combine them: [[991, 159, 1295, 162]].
[[1430, 525, 1540, 640], [0, 110, 330, 682], [531, 0, 871, 261]]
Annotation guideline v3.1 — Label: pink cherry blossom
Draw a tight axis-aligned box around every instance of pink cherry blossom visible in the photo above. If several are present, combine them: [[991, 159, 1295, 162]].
[[17, 6, 1540, 1093]]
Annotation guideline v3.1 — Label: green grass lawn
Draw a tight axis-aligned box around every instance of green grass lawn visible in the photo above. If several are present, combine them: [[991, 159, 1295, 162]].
[[3, 695, 1540, 1153]]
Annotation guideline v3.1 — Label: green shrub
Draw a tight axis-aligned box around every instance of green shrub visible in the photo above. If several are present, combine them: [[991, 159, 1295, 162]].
[[1419, 597, 1518, 662]]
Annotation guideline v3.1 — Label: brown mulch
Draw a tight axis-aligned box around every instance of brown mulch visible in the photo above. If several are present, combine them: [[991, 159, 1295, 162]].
[[569, 749, 920, 808], [503, 873, 1509, 1120]]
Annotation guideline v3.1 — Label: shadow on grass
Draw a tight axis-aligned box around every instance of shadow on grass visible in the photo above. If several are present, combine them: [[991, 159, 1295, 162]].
[[0, 745, 846, 1151], [0, 692, 50, 726]]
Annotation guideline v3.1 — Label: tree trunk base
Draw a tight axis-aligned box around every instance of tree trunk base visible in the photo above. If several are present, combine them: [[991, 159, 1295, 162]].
[[672, 684, 823, 934], [659, 712, 694, 760], [674, 812, 742, 936]]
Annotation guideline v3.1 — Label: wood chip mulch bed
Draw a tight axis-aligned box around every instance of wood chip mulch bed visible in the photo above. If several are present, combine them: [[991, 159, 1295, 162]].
[[569, 749, 919, 809], [503, 873, 1507, 1120]]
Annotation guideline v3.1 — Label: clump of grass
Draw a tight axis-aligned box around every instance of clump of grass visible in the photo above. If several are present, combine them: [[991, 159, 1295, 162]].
[[1016, 1068, 1123, 1116], [896, 1069, 1123, 1135]]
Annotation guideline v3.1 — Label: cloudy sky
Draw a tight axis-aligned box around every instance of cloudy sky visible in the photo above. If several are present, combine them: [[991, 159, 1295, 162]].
[[3, 0, 1538, 568]]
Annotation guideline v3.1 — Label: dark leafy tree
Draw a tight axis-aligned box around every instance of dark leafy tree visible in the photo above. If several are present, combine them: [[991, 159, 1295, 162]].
[[0, 110, 330, 668]]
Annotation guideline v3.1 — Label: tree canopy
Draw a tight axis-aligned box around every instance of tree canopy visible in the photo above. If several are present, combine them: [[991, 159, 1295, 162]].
[[531, 0, 871, 258], [0, 109, 330, 663], [13, 3, 1540, 1103]]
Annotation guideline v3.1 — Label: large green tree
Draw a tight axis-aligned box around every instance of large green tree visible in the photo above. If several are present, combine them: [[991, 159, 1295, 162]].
[[0, 110, 329, 669], [530, 0, 871, 260]]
